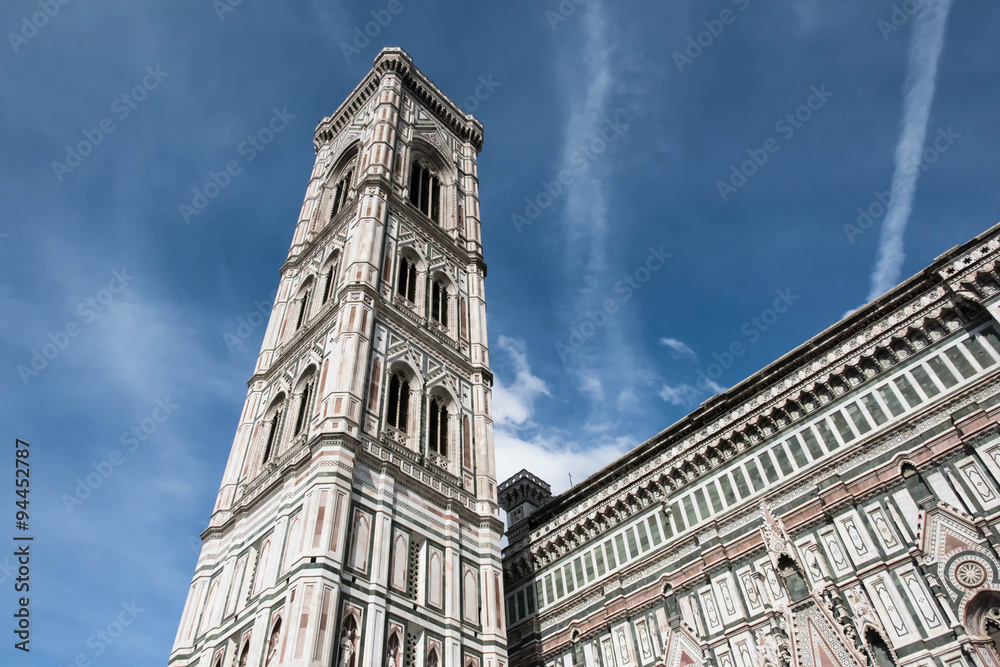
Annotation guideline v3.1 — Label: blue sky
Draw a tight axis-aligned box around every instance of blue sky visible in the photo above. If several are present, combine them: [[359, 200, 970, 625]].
[[1, 0, 998, 664]]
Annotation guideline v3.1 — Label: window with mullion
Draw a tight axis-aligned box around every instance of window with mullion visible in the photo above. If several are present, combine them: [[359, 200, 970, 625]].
[[428, 398, 448, 456], [431, 280, 448, 326], [387, 373, 410, 432]]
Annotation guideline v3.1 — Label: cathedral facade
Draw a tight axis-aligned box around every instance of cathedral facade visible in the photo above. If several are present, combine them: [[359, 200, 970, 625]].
[[500, 223, 1000, 667], [170, 49, 507, 667]]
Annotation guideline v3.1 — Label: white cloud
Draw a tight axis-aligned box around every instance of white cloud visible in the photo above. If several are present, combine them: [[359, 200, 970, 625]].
[[492, 335, 550, 428], [579, 372, 605, 402], [657, 375, 727, 407], [657, 382, 702, 407], [868, 0, 953, 301], [493, 428, 631, 496], [659, 337, 697, 359]]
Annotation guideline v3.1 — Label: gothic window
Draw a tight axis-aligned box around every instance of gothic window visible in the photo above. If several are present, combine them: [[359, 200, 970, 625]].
[[295, 280, 314, 331], [430, 279, 449, 326], [462, 416, 472, 470], [264, 618, 282, 667], [408, 160, 441, 222], [330, 165, 355, 220], [428, 398, 448, 456], [261, 396, 286, 465], [387, 372, 410, 432], [427, 647, 440, 667], [293, 379, 314, 437], [338, 615, 359, 667], [387, 631, 401, 667], [397, 256, 417, 302], [320, 252, 340, 306], [213, 658, 223, 667], [864, 629, 895, 667], [238, 642, 250, 667]]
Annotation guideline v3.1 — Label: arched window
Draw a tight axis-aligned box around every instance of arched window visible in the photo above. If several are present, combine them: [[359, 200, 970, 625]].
[[865, 629, 895, 667], [427, 647, 440, 667], [428, 398, 448, 456], [776, 554, 808, 602], [462, 416, 472, 470], [409, 160, 440, 222], [295, 280, 314, 331], [338, 615, 359, 667], [431, 279, 448, 326], [264, 618, 282, 667], [319, 251, 340, 306], [262, 407, 284, 464], [387, 632, 401, 667], [387, 372, 410, 432], [330, 165, 355, 220], [238, 641, 250, 667], [293, 379, 314, 437], [397, 256, 417, 302]]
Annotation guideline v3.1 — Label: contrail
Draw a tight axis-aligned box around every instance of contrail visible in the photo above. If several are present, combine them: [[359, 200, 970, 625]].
[[867, 0, 953, 301]]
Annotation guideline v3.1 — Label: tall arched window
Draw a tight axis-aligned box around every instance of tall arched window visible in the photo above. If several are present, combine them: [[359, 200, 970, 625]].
[[264, 618, 282, 667], [262, 408, 283, 464], [431, 280, 448, 326], [462, 416, 472, 470], [865, 629, 895, 667], [397, 257, 417, 302], [408, 160, 440, 222], [329, 165, 354, 220], [295, 281, 314, 331], [293, 381, 313, 437], [386, 372, 410, 432], [238, 642, 250, 667], [428, 398, 448, 456]]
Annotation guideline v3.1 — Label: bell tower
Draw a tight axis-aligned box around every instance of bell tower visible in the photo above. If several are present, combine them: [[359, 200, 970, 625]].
[[170, 48, 507, 667]]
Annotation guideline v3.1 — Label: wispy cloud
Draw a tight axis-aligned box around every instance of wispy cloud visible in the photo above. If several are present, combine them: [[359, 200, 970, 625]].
[[657, 382, 702, 407], [868, 0, 953, 300], [492, 335, 551, 428], [492, 337, 628, 492], [659, 336, 697, 359]]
